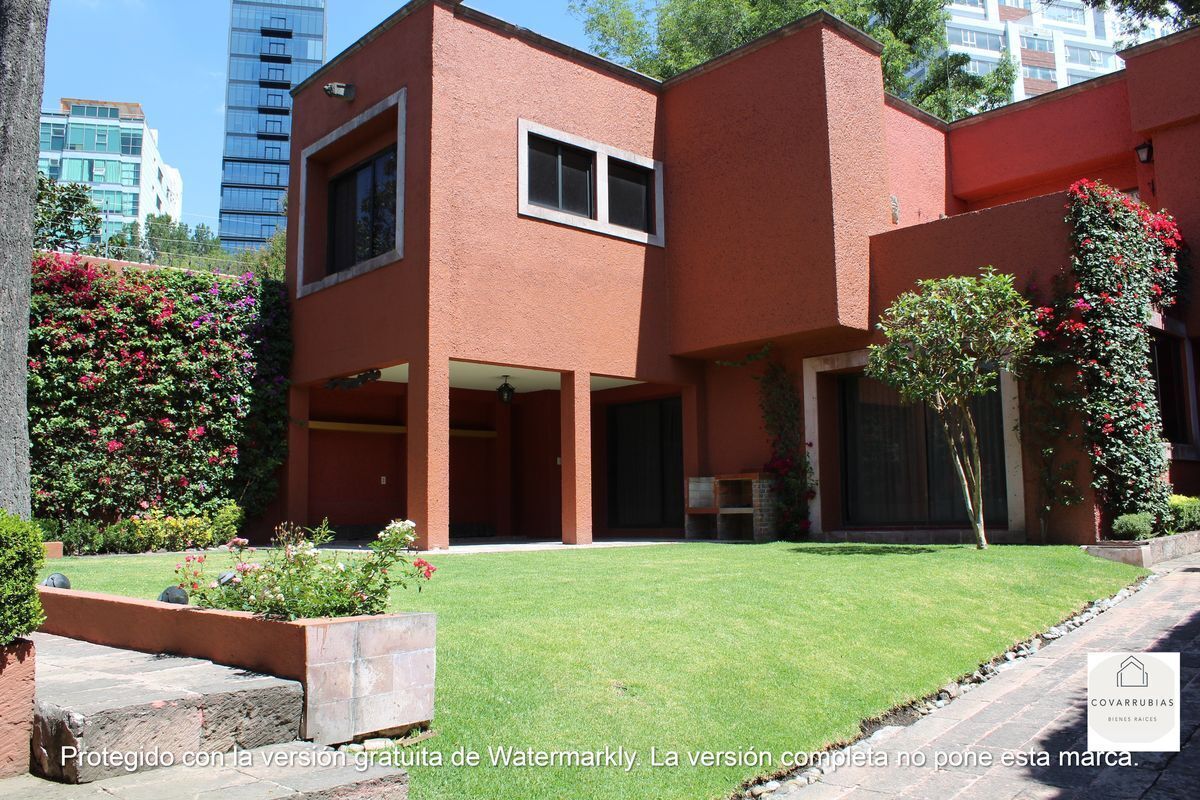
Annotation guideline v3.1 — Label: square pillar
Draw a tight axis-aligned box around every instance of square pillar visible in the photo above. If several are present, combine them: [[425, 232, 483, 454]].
[[407, 355, 450, 550], [285, 386, 310, 525], [560, 369, 592, 544]]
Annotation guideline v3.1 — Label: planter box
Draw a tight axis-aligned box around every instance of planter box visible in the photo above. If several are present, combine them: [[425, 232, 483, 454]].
[[37, 588, 434, 746], [43, 542, 62, 560], [0, 638, 35, 778], [1082, 529, 1200, 568]]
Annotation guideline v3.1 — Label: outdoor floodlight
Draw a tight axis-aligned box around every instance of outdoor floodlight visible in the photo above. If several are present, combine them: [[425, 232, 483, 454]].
[[323, 82, 356, 101], [158, 586, 189, 605], [42, 573, 70, 589]]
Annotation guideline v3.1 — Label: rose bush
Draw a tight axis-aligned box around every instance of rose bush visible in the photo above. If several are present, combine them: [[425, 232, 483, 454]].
[[180, 519, 435, 620]]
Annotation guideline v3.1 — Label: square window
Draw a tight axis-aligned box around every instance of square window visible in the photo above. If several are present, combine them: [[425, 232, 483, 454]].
[[608, 158, 653, 233], [527, 134, 594, 218]]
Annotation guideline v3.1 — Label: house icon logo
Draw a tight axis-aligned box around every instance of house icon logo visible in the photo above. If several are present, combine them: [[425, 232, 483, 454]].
[[1117, 656, 1149, 688]]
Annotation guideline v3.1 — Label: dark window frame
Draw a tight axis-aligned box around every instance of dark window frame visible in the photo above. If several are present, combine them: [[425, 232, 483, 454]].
[[607, 156, 655, 234], [325, 144, 398, 276], [527, 133, 595, 219]]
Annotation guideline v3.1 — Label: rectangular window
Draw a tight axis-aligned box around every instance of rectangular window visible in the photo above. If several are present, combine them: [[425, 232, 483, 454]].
[[607, 158, 653, 233], [1023, 65, 1057, 81], [528, 134, 594, 218], [1020, 35, 1053, 51], [327, 146, 398, 275], [1044, 4, 1085, 24], [1151, 332, 1188, 444]]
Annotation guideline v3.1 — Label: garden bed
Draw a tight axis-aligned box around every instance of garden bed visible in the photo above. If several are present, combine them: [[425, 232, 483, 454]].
[[1082, 528, 1200, 567], [37, 587, 434, 745]]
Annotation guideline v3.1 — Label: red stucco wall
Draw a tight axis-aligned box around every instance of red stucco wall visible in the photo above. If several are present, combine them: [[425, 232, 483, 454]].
[[0, 640, 34, 779]]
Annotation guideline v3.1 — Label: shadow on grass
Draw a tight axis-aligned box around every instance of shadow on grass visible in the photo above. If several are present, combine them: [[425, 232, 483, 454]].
[[789, 544, 939, 556]]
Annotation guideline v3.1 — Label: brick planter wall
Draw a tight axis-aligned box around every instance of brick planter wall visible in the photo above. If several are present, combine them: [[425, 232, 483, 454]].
[[0, 638, 35, 778], [38, 588, 435, 745], [1082, 529, 1200, 568]]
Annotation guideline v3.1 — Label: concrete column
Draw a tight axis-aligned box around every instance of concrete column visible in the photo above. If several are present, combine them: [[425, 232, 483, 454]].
[[407, 354, 450, 550], [560, 369, 592, 544], [285, 386, 310, 525], [494, 402, 513, 538]]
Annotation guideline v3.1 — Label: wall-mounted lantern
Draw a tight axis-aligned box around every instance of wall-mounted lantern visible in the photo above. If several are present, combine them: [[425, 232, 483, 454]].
[[1135, 141, 1154, 164]]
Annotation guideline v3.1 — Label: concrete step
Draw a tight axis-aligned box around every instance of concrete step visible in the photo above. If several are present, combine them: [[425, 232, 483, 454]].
[[0, 741, 407, 799], [31, 633, 304, 783]]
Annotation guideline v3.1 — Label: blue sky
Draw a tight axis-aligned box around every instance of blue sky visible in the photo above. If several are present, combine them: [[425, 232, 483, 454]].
[[44, 0, 588, 232]]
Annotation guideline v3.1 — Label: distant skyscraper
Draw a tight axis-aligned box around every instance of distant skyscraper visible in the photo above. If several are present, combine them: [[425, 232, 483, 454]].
[[38, 98, 183, 244], [219, 0, 326, 253]]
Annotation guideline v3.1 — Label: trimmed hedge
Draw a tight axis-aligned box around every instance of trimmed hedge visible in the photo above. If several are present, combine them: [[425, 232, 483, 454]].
[[1168, 494, 1200, 535], [1111, 512, 1155, 541], [28, 253, 290, 522], [53, 501, 243, 556], [0, 511, 46, 646]]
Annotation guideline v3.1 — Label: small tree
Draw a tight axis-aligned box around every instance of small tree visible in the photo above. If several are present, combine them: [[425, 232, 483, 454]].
[[866, 267, 1036, 549], [34, 173, 101, 254]]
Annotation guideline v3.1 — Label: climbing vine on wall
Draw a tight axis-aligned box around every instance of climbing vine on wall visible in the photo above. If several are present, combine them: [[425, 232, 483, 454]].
[[1031, 179, 1182, 528], [718, 345, 815, 538], [27, 253, 291, 521]]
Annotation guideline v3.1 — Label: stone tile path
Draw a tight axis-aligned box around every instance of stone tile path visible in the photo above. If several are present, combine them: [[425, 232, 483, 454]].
[[774, 553, 1200, 800]]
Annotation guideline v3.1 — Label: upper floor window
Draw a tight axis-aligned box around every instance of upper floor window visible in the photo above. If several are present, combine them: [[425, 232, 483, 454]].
[[1043, 4, 1085, 25], [518, 119, 664, 246], [1020, 35, 1053, 52], [1023, 65, 1057, 81], [327, 146, 398, 276], [528, 134, 594, 218]]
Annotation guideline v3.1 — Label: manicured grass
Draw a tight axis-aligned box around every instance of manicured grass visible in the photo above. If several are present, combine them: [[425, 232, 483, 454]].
[[41, 542, 1142, 800]]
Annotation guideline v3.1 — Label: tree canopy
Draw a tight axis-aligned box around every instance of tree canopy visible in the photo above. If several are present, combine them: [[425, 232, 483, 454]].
[[34, 174, 101, 254], [570, 0, 1015, 121]]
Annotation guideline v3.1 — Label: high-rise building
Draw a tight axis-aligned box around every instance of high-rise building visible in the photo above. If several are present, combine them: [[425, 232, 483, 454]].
[[218, 0, 327, 253], [38, 98, 183, 243], [935, 1, 1166, 101]]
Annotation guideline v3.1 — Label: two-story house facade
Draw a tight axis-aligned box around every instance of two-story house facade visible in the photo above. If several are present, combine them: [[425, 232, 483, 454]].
[[282, 0, 1200, 550]]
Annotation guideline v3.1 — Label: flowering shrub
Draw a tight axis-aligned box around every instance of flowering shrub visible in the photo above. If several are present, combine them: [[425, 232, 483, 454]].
[[180, 519, 435, 620], [757, 361, 816, 539], [27, 253, 290, 521], [1032, 180, 1181, 529]]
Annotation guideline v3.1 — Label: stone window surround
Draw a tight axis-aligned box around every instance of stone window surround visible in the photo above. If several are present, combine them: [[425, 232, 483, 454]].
[[517, 118, 665, 248], [801, 349, 1025, 535], [296, 88, 406, 299]]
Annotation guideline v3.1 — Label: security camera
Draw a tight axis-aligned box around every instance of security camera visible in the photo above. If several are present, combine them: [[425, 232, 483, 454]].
[[323, 82, 355, 100]]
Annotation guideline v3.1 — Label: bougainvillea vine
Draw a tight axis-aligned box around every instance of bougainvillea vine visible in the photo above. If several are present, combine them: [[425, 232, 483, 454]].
[[1034, 179, 1182, 526], [28, 253, 291, 521]]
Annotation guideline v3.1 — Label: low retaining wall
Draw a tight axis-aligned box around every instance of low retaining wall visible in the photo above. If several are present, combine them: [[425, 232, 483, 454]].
[[0, 639, 35, 778], [37, 588, 435, 745], [43, 542, 62, 560], [1082, 529, 1200, 567]]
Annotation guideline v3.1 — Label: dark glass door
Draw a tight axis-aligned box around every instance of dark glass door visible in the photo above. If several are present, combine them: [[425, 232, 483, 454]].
[[840, 374, 1008, 527], [607, 397, 684, 529]]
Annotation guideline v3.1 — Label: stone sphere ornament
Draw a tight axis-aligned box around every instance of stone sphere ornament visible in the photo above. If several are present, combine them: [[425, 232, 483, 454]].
[[42, 573, 70, 589], [158, 586, 189, 605]]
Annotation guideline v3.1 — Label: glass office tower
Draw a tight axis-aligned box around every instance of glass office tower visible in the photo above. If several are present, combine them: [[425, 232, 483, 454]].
[[219, 0, 326, 253]]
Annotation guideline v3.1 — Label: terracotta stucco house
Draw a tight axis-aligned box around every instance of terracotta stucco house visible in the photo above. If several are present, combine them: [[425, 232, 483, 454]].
[[281, 0, 1200, 549]]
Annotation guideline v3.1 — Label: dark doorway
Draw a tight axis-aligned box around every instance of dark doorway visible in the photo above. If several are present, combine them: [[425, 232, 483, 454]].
[[607, 397, 684, 529], [839, 374, 1008, 527]]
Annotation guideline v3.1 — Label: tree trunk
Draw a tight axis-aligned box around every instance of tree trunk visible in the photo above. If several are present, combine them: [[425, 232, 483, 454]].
[[939, 403, 989, 550], [0, 0, 49, 518]]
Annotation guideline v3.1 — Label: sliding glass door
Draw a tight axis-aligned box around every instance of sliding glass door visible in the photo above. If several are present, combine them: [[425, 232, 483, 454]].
[[839, 374, 1008, 527]]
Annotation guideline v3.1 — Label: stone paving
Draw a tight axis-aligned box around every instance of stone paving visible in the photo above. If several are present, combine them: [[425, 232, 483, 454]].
[[0, 742, 408, 799], [771, 553, 1200, 800], [31, 634, 302, 783]]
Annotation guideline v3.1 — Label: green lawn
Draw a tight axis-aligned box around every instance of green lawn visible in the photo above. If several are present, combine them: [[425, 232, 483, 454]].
[[40, 542, 1142, 800]]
